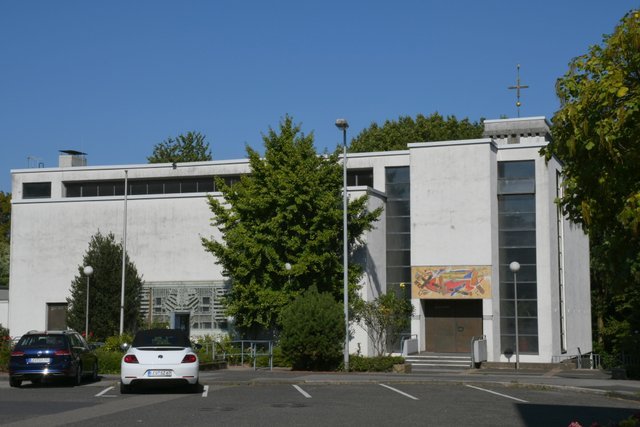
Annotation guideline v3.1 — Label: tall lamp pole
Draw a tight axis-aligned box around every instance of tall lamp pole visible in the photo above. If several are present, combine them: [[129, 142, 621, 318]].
[[83, 265, 94, 339], [120, 170, 128, 335], [335, 118, 349, 372], [509, 261, 521, 370]]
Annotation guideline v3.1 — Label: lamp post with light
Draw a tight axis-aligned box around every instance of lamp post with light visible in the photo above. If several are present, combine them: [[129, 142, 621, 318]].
[[83, 265, 94, 339], [509, 261, 521, 370], [335, 118, 349, 372]]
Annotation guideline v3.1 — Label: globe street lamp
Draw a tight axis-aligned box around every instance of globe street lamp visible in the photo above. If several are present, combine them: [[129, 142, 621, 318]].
[[284, 262, 292, 287], [83, 265, 94, 339], [509, 261, 521, 370], [335, 118, 349, 372]]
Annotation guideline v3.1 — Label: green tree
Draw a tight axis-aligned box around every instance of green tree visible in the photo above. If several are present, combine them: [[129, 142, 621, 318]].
[[66, 232, 143, 340], [201, 116, 382, 337], [0, 192, 10, 243], [148, 131, 212, 163], [350, 112, 483, 153], [0, 192, 10, 288], [542, 11, 640, 357], [279, 286, 344, 371], [353, 291, 413, 356]]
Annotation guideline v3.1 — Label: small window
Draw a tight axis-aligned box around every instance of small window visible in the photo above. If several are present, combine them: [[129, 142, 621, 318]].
[[23, 182, 51, 199]]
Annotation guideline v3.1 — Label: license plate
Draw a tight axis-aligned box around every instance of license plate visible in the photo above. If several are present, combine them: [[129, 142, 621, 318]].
[[148, 370, 172, 377], [27, 358, 50, 364]]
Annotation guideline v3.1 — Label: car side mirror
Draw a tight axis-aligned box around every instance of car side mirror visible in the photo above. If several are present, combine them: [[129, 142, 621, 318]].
[[120, 343, 130, 352]]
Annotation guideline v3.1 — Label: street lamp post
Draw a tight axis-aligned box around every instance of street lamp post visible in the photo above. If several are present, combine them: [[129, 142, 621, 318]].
[[284, 262, 292, 287], [83, 265, 94, 339], [335, 118, 349, 372], [120, 170, 128, 335], [509, 261, 521, 370]]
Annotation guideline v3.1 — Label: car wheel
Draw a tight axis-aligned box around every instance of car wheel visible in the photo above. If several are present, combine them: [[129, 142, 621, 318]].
[[91, 361, 99, 382], [73, 364, 82, 386], [120, 382, 131, 394], [9, 377, 22, 388]]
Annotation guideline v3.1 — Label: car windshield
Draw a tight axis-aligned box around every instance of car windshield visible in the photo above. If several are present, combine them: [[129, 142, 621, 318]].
[[132, 329, 190, 348], [17, 335, 66, 350]]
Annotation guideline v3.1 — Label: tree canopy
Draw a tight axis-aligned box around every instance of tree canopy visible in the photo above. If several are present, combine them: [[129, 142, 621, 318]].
[[148, 131, 212, 163], [542, 10, 640, 356], [0, 192, 10, 288], [66, 232, 143, 339], [202, 116, 382, 337], [349, 112, 483, 153]]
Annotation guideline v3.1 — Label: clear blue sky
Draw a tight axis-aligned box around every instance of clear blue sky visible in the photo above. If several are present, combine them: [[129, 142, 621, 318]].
[[1, 1, 636, 193]]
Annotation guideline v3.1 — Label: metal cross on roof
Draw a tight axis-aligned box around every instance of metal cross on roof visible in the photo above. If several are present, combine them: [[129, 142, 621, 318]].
[[508, 64, 529, 117]]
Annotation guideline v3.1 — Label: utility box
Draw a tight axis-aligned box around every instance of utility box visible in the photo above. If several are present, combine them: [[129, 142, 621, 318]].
[[473, 339, 487, 367]]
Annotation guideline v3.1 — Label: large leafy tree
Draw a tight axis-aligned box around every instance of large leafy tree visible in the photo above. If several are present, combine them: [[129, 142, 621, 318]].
[[66, 232, 143, 340], [542, 10, 640, 356], [0, 192, 10, 287], [148, 131, 212, 163], [202, 116, 382, 337], [350, 112, 483, 153]]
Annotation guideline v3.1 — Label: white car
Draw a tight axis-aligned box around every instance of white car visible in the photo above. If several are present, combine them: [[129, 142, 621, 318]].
[[120, 329, 199, 393]]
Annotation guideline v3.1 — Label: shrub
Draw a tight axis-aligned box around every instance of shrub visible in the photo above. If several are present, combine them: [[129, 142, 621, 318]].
[[0, 324, 10, 372], [347, 355, 405, 372], [96, 348, 123, 374], [103, 334, 133, 352], [279, 286, 344, 371]]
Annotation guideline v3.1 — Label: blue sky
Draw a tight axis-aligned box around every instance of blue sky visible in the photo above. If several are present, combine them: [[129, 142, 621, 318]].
[[0, 1, 636, 193]]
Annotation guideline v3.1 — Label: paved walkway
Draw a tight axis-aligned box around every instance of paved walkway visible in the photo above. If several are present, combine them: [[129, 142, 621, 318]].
[[3, 366, 640, 399]]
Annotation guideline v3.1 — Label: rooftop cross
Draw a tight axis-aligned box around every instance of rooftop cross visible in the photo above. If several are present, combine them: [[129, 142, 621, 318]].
[[508, 64, 529, 117]]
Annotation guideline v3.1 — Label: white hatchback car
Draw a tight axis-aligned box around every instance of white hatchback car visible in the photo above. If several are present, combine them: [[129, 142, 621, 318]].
[[120, 329, 199, 393]]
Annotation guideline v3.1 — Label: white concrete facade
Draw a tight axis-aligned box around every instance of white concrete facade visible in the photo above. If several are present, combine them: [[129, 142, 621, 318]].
[[7, 117, 592, 362]]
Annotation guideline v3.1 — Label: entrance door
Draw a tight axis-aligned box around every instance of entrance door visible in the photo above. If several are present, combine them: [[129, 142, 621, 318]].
[[425, 300, 482, 353], [174, 313, 190, 336]]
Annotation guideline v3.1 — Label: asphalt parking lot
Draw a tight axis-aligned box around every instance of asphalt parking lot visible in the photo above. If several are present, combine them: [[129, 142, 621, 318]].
[[1, 369, 639, 426]]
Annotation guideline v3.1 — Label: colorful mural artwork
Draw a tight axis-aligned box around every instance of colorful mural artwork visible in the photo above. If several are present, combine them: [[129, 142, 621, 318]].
[[411, 265, 491, 299]]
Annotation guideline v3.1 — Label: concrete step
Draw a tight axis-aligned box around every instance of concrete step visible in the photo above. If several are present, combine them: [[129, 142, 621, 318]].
[[405, 354, 472, 370]]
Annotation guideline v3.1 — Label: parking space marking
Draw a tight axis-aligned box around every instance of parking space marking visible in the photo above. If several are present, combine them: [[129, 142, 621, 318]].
[[95, 386, 115, 397], [465, 384, 528, 403], [202, 385, 209, 398], [293, 384, 312, 398], [379, 383, 419, 400]]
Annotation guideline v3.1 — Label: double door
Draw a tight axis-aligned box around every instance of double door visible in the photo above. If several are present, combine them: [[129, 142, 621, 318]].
[[425, 300, 482, 353]]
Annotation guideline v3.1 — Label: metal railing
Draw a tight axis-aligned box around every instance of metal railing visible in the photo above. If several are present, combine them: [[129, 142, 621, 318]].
[[203, 340, 273, 371]]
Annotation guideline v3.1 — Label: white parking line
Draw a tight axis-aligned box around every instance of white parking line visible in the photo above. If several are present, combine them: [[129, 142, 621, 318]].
[[202, 385, 209, 398], [293, 384, 312, 398], [465, 384, 528, 403], [379, 383, 419, 400], [95, 386, 114, 397]]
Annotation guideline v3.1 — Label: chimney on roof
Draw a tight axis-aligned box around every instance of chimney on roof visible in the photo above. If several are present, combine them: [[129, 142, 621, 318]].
[[59, 150, 87, 168]]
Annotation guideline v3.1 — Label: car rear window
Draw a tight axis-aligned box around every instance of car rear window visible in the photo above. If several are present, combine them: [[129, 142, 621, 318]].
[[132, 329, 190, 348], [17, 335, 67, 349]]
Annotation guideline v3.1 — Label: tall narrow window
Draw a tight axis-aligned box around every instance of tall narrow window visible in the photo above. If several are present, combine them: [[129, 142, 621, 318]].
[[556, 171, 567, 353], [498, 160, 538, 355]]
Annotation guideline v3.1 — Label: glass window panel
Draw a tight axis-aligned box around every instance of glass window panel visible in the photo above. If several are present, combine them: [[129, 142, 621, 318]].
[[498, 178, 535, 195], [386, 233, 410, 249], [97, 182, 116, 196], [223, 175, 241, 186], [499, 230, 536, 247], [82, 184, 98, 197], [518, 335, 539, 353], [181, 179, 197, 193], [387, 218, 410, 233], [197, 178, 215, 192], [147, 181, 164, 194], [518, 301, 538, 317], [498, 195, 535, 213], [385, 167, 410, 184], [65, 183, 81, 197], [498, 161, 535, 179], [501, 317, 515, 335], [386, 250, 411, 266], [114, 182, 125, 195], [518, 318, 538, 335], [498, 213, 536, 230], [500, 282, 538, 300], [387, 266, 411, 283], [501, 300, 516, 317], [499, 248, 537, 265], [386, 201, 410, 216], [165, 181, 180, 194], [500, 264, 537, 282], [130, 182, 147, 195], [386, 183, 410, 199], [23, 182, 52, 199], [500, 335, 516, 355]]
